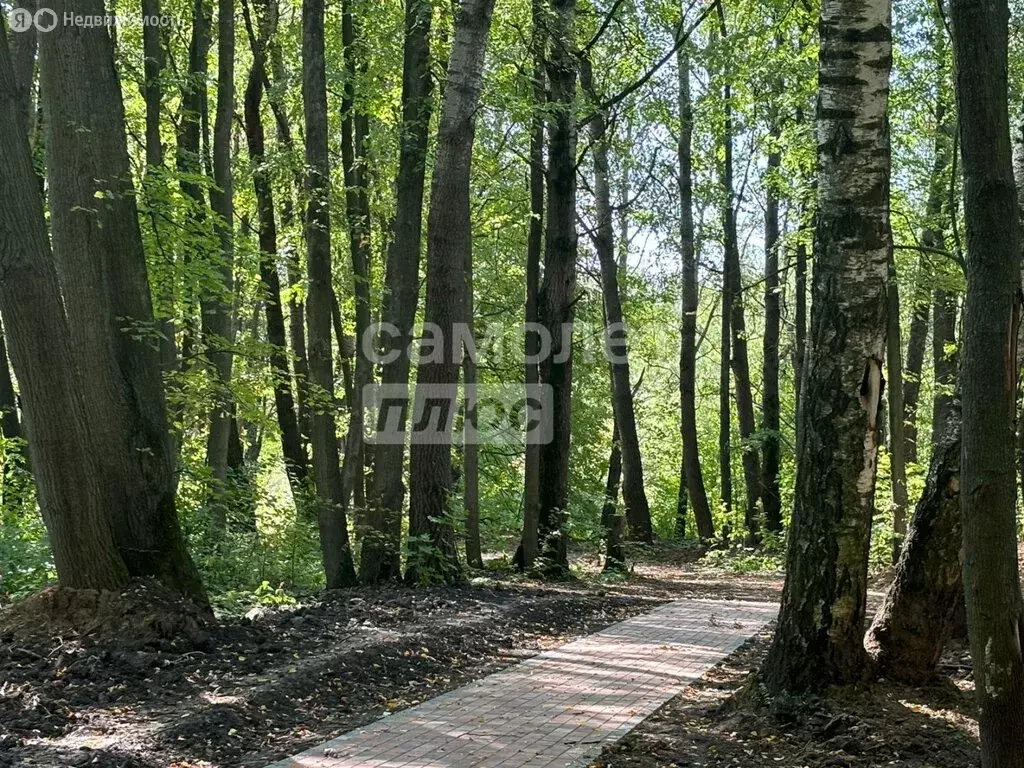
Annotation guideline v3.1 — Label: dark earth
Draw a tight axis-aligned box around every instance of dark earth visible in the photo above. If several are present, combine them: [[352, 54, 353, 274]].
[[0, 547, 982, 768]]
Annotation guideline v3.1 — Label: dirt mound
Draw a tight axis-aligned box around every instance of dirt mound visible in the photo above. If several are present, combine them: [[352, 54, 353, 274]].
[[0, 582, 213, 651]]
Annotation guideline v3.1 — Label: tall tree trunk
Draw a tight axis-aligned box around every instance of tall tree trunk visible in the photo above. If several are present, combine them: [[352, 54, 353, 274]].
[[0, 32, 128, 589], [362, 0, 433, 584], [601, 422, 625, 572], [718, 3, 760, 540], [242, 4, 308, 498], [518, 0, 545, 569], [887, 252, 909, 562], [579, 54, 652, 544], [949, 0, 1024, 762], [677, 41, 713, 541], [140, 0, 179, 384], [761, 126, 783, 535], [901, 265, 930, 465], [8, 0, 36, 138], [463, 250, 482, 570], [931, 287, 958, 446], [406, 0, 495, 585], [905, 100, 952, 463], [865, 403, 962, 683], [204, 0, 236, 523], [36, 0, 206, 602], [794, 236, 808, 424], [761, 0, 891, 693], [177, 0, 212, 369], [302, 0, 357, 589], [141, 0, 164, 170], [339, 0, 372, 512], [718, 260, 732, 527], [536, 0, 577, 575]]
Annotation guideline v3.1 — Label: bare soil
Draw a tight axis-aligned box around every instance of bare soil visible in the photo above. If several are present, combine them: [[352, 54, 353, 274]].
[[0, 545, 782, 768], [591, 626, 980, 768]]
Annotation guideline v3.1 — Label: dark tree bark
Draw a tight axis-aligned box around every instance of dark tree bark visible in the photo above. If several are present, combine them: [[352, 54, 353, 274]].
[[339, 0, 372, 513], [203, 0, 236, 521], [718, 261, 732, 526], [0, 31, 128, 589], [176, 0, 212, 365], [535, 0, 577, 575], [141, 0, 164, 170], [579, 54, 652, 544], [406, 0, 495, 585], [717, 3, 760, 540], [901, 265, 930, 465], [761, 125, 783, 535], [949, 0, 1024, 763], [463, 250, 482, 570], [677, 42, 714, 541], [34, 0, 206, 601], [760, 0, 891, 693], [886, 251, 909, 562], [865, 404, 962, 684], [518, 0, 545, 569], [905, 100, 952, 464], [794, 236, 808, 422], [242, 3, 309, 498], [8, 0, 36, 138], [139, 0, 179, 385], [931, 287, 958, 446], [260, 24, 313, 464], [302, 0, 357, 589], [601, 422, 625, 572], [362, 0, 433, 584]]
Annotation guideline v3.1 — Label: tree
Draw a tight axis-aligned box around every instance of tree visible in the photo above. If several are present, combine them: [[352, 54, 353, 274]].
[[406, 0, 496, 585], [362, 0, 434, 584], [339, 0, 373, 513], [535, 0, 577, 575], [579, 53, 653, 544], [302, 0, 357, 589], [242, 0, 308, 498], [37, 0, 206, 602], [865, 403, 962, 683], [0, 27, 130, 591], [600, 422, 625, 572], [886, 250, 909, 561], [518, 0, 546, 570], [717, 2, 760, 540], [760, 0, 891, 692], [761, 83, 783, 535], [677, 39, 714, 541], [204, 0, 236, 525], [949, 0, 1024, 762]]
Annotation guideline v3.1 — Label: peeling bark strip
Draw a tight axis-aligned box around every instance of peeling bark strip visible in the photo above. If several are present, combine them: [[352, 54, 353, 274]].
[[761, 0, 892, 692], [949, 0, 1024, 763]]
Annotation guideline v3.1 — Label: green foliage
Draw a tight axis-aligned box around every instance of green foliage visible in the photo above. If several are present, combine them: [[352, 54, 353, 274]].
[[0, 441, 51, 602]]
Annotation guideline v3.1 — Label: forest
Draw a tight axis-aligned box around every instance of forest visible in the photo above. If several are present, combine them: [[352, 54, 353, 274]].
[[1, 0, 1023, 765]]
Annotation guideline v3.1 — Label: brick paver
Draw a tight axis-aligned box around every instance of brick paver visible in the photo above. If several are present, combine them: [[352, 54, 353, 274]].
[[266, 598, 777, 768]]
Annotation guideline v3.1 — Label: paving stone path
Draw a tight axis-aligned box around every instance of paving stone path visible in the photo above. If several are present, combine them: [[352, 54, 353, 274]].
[[267, 598, 777, 768]]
